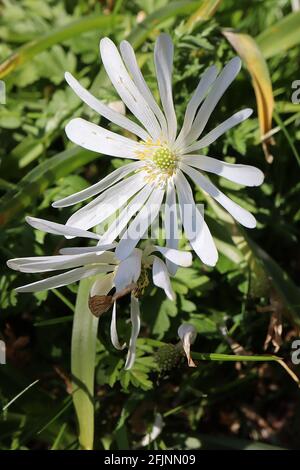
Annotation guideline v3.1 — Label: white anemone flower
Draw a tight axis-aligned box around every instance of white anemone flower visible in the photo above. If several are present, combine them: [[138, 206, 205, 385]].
[[7, 216, 192, 369], [53, 33, 264, 268]]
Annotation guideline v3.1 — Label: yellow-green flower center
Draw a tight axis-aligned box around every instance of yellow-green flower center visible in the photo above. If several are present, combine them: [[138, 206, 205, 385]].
[[152, 147, 177, 173]]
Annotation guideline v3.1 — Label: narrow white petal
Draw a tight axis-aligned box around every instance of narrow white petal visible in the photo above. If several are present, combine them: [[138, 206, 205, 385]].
[[52, 161, 144, 208], [178, 323, 197, 367], [140, 414, 164, 447], [185, 108, 253, 152], [184, 57, 241, 146], [65, 72, 150, 141], [182, 155, 264, 187], [124, 295, 141, 370], [181, 163, 256, 228], [154, 34, 177, 142], [7, 256, 55, 272], [15, 265, 114, 293], [100, 38, 161, 140], [164, 180, 179, 275], [152, 256, 175, 301], [111, 302, 126, 350], [66, 171, 147, 232], [175, 65, 218, 150], [154, 246, 192, 267], [99, 184, 154, 245], [60, 243, 116, 255], [65, 118, 142, 159], [90, 272, 114, 297], [7, 252, 115, 273], [175, 171, 218, 266], [114, 249, 142, 293], [115, 187, 164, 261], [25, 216, 100, 240], [120, 41, 168, 138]]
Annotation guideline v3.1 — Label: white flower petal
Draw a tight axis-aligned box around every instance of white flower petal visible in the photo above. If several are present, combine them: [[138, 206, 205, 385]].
[[182, 155, 264, 187], [111, 302, 126, 350], [7, 252, 115, 273], [124, 294, 141, 370], [120, 40, 168, 138], [185, 108, 253, 152], [100, 38, 161, 140], [65, 72, 150, 141], [175, 170, 218, 266], [175, 65, 218, 150], [60, 243, 116, 255], [140, 413, 164, 447], [15, 265, 114, 293], [184, 57, 241, 147], [25, 216, 100, 240], [66, 171, 147, 232], [181, 163, 257, 228], [178, 323, 197, 343], [114, 249, 142, 293], [154, 246, 192, 267], [154, 34, 177, 143], [152, 256, 175, 300], [99, 184, 154, 245], [178, 323, 197, 367], [90, 272, 114, 297], [164, 180, 179, 275], [65, 118, 142, 159], [52, 161, 144, 208], [115, 187, 165, 261]]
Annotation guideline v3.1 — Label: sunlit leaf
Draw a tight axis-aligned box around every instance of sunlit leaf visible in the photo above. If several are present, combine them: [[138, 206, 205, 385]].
[[223, 30, 274, 162], [257, 11, 300, 59]]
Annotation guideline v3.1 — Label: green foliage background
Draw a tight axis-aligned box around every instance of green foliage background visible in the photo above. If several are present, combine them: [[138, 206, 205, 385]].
[[0, 0, 300, 450]]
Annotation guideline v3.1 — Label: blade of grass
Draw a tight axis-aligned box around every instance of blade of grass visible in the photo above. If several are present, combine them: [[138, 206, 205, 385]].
[[52, 289, 75, 312], [51, 423, 68, 450], [71, 277, 99, 450], [273, 109, 300, 168], [37, 397, 73, 435], [34, 316, 73, 327], [2, 379, 40, 412], [0, 14, 123, 79], [257, 11, 300, 59]]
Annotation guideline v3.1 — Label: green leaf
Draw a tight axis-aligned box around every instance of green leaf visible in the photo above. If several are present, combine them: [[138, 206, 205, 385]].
[[0, 14, 123, 79], [39, 174, 88, 209], [71, 278, 98, 450], [153, 298, 178, 339], [0, 147, 97, 226], [240, 230, 300, 327], [127, 1, 210, 48], [257, 11, 300, 59], [207, 199, 300, 326]]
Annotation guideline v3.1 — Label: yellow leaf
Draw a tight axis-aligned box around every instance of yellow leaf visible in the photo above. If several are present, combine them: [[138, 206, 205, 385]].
[[223, 31, 274, 162], [185, 0, 222, 30]]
